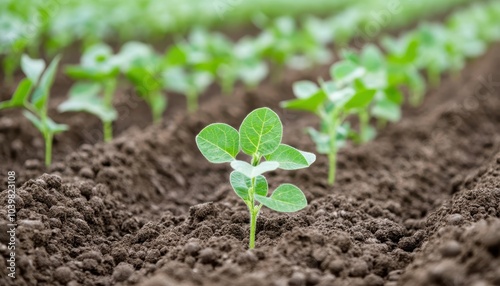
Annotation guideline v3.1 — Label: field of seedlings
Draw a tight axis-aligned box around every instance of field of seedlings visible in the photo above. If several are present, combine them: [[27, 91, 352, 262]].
[[1, 0, 500, 285]]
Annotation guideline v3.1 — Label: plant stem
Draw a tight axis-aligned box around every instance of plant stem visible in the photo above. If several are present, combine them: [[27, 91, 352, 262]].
[[358, 110, 369, 144], [186, 90, 198, 113], [222, 76, 234, 96], [248, 155, 261, 249], [428, 66, 441, 87], [327, 111, 341, 186], [248, 174, 261, 249], [45, 133, 53, 167], [249, 206, 258, 249], [103, 121, 113, 142], [327, 147, 337, 185], [102, 79, 116, 141]]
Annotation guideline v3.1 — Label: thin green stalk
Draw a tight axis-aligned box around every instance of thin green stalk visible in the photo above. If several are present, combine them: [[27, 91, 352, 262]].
[[248, 154, 262, 249], [146, 95, 161, 124], [249, 206, 258, 249], [103, 121, 112, 142], [359, 110, 369, 144], [248, 178, 258, 249], [327, 111, 341, 185], [186, 90, 198, 113], [102, 79, 116, 141], [44, 133, 53, 167], [428, 66, 441, 87], [222, 76, 235, 96], [327, 150, 337, 185]]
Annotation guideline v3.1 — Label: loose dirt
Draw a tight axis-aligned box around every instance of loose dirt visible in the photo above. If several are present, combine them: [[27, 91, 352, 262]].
[[0, 40, 499, 286]]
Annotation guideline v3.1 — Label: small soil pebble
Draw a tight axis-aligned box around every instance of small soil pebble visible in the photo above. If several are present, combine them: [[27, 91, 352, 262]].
[[54, 266, 73, 284], [113, 263, 134, 282], [289, 271, 306, 286], [440, 240, 462, 257], [184, 241, 201, 256]]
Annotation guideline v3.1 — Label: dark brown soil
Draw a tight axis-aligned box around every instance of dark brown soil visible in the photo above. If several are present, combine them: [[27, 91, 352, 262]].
[[0, 41, 499, 286]]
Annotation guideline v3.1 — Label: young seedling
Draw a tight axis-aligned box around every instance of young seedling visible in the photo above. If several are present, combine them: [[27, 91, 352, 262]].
[[0, 54, 67, 166], [381, 35, 426, 106], [161, 45, 213, 112], [281, 74, 375, 185], [341, 45, 403, 130], [219, 37, 269, 94], [256, 16, 332, 75], [196, 107, 315, 249], [59, 43, 119, 142], [119, 41, 166, 123]]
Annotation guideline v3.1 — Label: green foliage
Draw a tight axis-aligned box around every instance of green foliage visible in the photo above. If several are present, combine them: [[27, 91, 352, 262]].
[[59, 43, 120, 142], [282, 1, 500, 186], [0, 54, 67, 166], [196, 107, 315, 248], [161, 42, 214, 112], [119, 42, 167, 123]]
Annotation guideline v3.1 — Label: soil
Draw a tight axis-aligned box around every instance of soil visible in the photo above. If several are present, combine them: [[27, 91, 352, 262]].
[[1, 39, 500, 286]]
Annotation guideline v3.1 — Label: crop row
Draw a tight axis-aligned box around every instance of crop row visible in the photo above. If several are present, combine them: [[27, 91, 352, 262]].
[[192, 0, 500, 248], [0, 0, 472, 82], [282, 1, 500, 185], [0, 1, 497, 167]]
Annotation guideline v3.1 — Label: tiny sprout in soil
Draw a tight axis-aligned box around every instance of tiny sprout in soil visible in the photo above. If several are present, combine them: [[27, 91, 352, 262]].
[[196, 107, 315, 248]]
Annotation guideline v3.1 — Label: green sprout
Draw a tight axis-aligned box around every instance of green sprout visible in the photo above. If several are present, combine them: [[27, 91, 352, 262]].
[[381, 36, 426, 106], [119, 41, 167, 123], [220, 37, 269, 94], [59, 43, 119, 142], [341, 45, 403, 130], [161, 45, 213, 113], [0, 54, 67, 166], [195, 107, 315, 249]]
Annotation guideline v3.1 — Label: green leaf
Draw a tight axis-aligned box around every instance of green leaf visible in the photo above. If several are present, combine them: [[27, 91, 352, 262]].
[[230, 160, 279, 178], [126, 66, 162, 95], [164, 46, 187, 66], [32, 55, 61, 110], [195, 123, 240, 163], [238, 60, 268, 86], [68, 82, 102, 98], [239, 107, 283, 156], [362, 70, 387, 90], [21, 54, 45, 84], [46, 117, 68, 134], [22, 110, 43, 133], [255, 184, 307, 212], [65, 66, 118, 81], [344, 89, 376, 111], [0, 78, 33, 109], [230, 171, 268, 201], [331, 61, 365, 84], [149, 93, 167, 121], [280, 90, 326, 113], [372, 99, 401, 122], [361, 44, 385, 71], [341, 49, 360, 63], [384, 87, 404, 105], [307, 128, 331, 154], [58, 83, 117, 123], [264, 144, 316, 170], [293, 81, 319, 99]]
